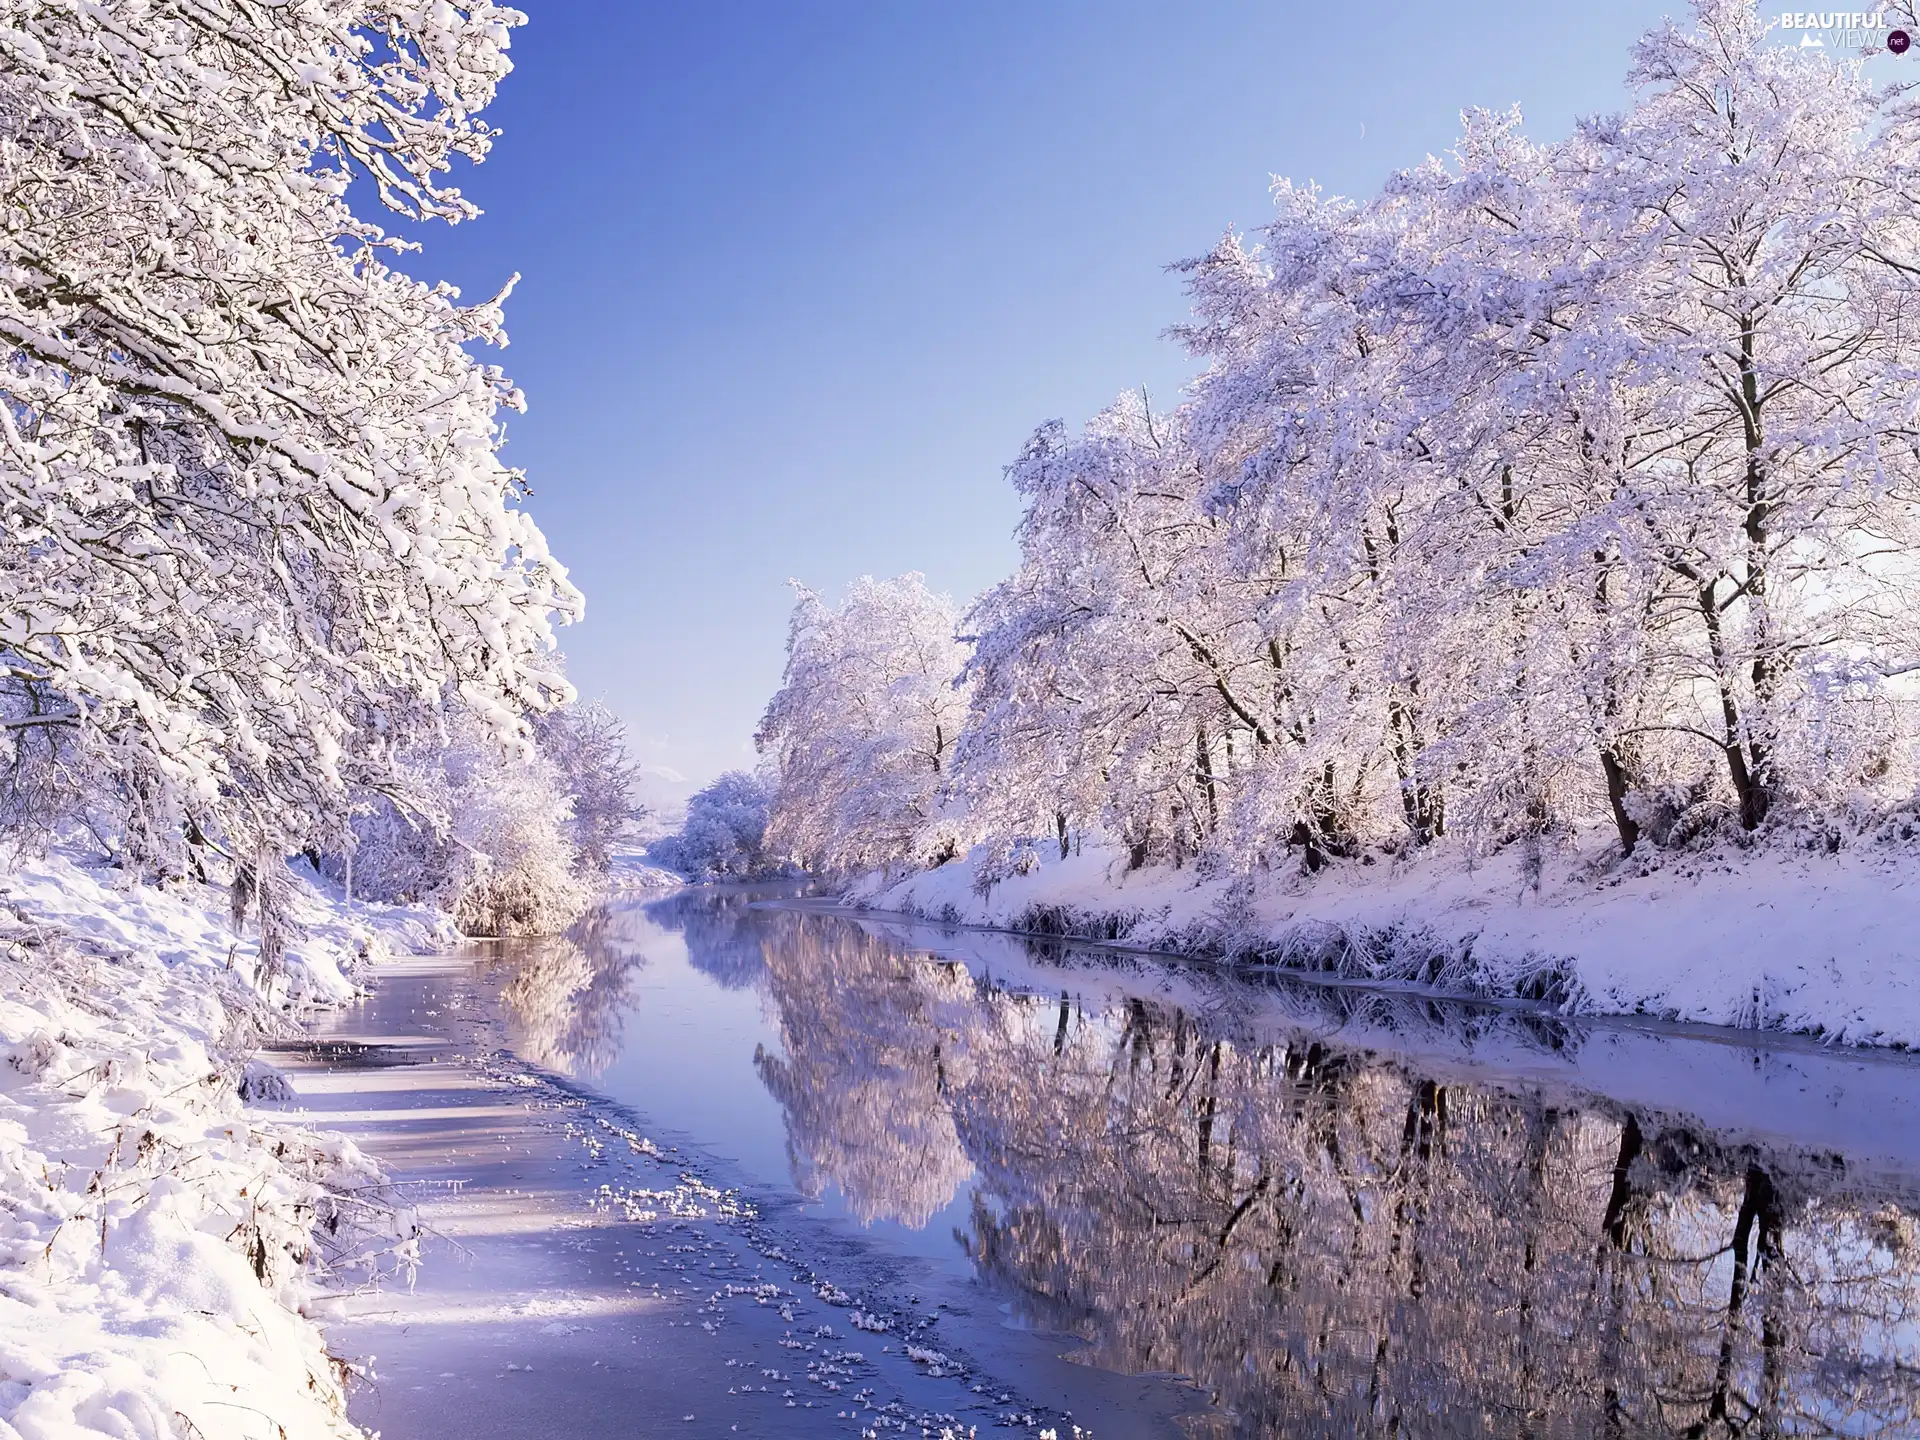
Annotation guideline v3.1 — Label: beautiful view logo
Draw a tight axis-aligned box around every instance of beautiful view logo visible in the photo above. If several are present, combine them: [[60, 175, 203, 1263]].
[[1775, 10, 1894, 47]]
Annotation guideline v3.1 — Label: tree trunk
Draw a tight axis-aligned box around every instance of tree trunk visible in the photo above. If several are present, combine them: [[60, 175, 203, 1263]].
[[1599, 747, 1640, 856], [1389, 692, 1443, 843], [1194, 726, 1219, 835], [1738, 315, 1778, 818], [1699, 579, 1769, 829]]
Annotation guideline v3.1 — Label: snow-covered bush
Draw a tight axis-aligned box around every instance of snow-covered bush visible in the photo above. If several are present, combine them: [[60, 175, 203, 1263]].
[[338, 698, 645, 936], [648, 771, 777, 880], [339, 709, 588, 937], [446, 795, 591, 941]]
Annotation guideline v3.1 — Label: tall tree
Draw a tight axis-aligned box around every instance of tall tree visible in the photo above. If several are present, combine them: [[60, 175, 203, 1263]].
[[758, 575, 970, 874], [0, 0, 581, 884]]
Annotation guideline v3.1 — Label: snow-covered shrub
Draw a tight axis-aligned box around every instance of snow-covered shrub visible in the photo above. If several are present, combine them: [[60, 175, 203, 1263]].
[[343, 710, 589, 937], [337, 698, 648, 936], [449, 802, 591, 940], [648, 771, 778, 880]]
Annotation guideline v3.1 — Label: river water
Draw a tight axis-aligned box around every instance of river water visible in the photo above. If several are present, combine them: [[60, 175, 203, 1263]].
[[474, 885, 1920, 1437]]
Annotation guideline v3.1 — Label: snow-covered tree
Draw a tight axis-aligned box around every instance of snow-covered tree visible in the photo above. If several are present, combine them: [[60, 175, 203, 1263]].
[[535, 701, 647, 872], [757, 576, 971, 875], [647, 770, 775, 881], [956, 393, 1276, 874], [0, 0, 580, 905], [1541, 0, 1920, 832], [768, 0, 1920, 883]]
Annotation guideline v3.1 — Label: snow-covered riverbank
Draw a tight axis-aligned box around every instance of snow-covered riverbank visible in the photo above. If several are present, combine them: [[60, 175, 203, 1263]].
[[856, 834, 1920, 1048], [0, 853, 445, 1440]]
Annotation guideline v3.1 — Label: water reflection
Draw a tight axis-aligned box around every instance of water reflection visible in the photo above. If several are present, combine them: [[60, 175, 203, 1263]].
[[643, 882, 809, 990], [481, 906, 650, 1074], [754, 922, 974, 1228], [950, 1021, 1919, 1438], [505, 894, 1920, 1436]]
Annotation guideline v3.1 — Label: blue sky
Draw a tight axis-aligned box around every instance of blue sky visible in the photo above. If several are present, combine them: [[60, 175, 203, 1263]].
[[412, 0, 1704, 787]]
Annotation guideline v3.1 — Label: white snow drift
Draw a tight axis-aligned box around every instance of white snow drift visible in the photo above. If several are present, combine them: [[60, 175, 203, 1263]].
[[0, 854, 442, 1440]]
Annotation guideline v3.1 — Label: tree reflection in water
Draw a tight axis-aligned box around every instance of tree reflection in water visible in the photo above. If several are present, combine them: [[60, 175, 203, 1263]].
[[483, 905, 652, 1075], [742, 911, 1920, 1438], [755, 920, 975, 1227], [643, 884, 781, 990], [489, 896, 1920, 1435]]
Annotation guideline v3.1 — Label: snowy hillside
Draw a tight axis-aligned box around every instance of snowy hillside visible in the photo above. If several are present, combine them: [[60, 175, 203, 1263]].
[[860, 833, 1920, 1047], [0, 854, 444, 1439]]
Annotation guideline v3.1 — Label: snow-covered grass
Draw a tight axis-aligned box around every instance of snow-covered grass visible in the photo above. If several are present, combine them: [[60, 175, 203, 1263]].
[[0, 849, 446, 1440], [855, 831, 1920, 1049]]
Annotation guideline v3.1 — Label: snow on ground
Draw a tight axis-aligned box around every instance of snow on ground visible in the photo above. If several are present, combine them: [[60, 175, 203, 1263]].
[[857, 833, 1920, 1048], [0, 849, 446, 1440], [601, 849, 684, 897]]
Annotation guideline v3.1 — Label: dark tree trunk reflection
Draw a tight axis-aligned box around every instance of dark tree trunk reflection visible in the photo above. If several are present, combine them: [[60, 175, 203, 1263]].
[[607, 898, 1920, 1438]]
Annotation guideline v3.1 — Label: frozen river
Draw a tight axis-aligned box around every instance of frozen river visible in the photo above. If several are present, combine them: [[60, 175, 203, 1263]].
[[298, 885, 1920, 1437]]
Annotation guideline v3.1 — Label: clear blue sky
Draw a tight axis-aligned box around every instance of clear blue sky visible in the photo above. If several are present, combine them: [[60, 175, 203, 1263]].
[[411, 0, 1698, 787]]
